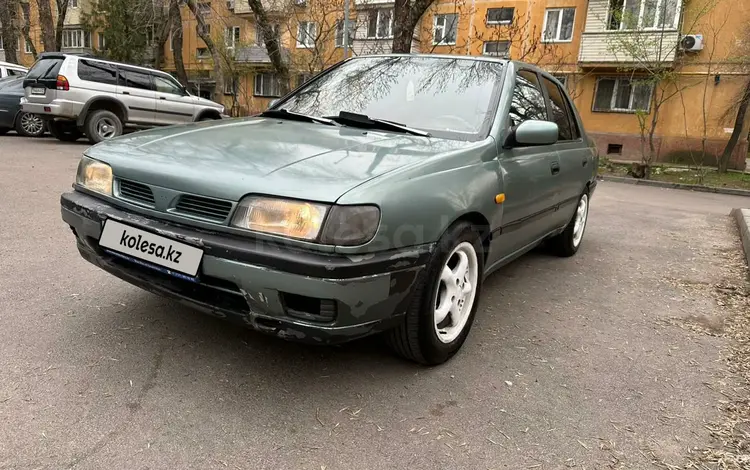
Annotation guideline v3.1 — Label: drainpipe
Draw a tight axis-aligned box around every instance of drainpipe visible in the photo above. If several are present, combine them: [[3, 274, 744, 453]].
[[343, 0, 350, 59]]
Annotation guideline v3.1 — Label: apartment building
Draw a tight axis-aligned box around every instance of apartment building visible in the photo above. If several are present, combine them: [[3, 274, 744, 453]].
[[2, 0, 748, 168]]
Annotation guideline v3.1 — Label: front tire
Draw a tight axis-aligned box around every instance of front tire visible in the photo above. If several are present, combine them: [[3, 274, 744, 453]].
[[386, 221, 485, 365], [48, 121, 82, 142], [548, 191, 590, 257], [85, 110, 123, 144], [16, 112, 46, 137]]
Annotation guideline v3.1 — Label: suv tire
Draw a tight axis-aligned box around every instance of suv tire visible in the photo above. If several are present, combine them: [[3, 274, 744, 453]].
[[48, 121, 83, 142], [386, 221, 484, 365], [85, 110, 123, 144]]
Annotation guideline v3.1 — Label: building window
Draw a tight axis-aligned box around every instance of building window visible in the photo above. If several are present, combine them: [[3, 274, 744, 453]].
[[335, 19, 354, 47], [486, 7, 514, 25], [482, 40, 510, 58], [197, 2, 211, 17], [196, 47, 210, 58], [296, 21, 317, 48], [226, 0, 235, 9], [593, 77, 654, 113], [224, 77, 236, 95], [24, 39, 32, 54], [367, 9, 393, 39], [255, 24, 279, 45], [608, 0, 680, 31], [98, 33, 106, 50], [225, 26, 240, 49], [70, 0, 78, 7], [543, 8, 575, 42], [197, 23, 210, 36], [254, 73, 281, 97], [62, 29, 91, 48], [433, 13, 458, 45]]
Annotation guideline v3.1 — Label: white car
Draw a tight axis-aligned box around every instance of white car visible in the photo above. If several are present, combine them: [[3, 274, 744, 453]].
[[0, 60, 28, 79]]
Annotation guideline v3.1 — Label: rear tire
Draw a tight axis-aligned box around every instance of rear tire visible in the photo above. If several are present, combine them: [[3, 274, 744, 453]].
[[386, 221, 485, 365], [85, 110, 123, 144], [48, 121, 82, 142], [15, 112, 46, 137], [548, 190, 590, 257]]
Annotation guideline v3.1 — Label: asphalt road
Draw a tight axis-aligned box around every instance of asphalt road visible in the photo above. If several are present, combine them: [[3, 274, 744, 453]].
[[1, 135, 748, 470]]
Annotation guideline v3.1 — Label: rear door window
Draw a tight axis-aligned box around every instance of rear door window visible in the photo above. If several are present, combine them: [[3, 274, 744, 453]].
[[119, 67, 153, 90], [78, 59, 118, 85], [26, 58, 63, 80]]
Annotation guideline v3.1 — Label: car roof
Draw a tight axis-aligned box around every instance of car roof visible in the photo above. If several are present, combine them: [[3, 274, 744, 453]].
[[0, 60, 28, 70], [347, 53, 510, 66], [37, 52, 169, 76]]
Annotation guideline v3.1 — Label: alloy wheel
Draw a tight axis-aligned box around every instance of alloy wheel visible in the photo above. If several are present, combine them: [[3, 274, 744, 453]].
[[433, 241, 479, 343]]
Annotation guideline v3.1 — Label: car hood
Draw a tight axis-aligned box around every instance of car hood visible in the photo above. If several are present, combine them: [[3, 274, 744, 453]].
[[85, 117, 472, 203], [192, 95, 223, 109]]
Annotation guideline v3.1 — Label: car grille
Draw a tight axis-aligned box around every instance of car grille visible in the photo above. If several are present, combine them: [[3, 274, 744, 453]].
[[118, 179, 155, 206], [174, 194, 233, 222]]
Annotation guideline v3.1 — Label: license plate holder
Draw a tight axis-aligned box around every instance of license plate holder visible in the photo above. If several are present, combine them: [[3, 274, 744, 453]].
[[31, 87, 46, 95], [98, 219, 204, 277]]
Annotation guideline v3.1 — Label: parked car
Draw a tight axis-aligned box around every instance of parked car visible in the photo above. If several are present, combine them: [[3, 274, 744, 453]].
[[60, 54, 598, 365], [0, 60, 28, 79], [20, 53, 226, 144], [0, 77, 46, 137]]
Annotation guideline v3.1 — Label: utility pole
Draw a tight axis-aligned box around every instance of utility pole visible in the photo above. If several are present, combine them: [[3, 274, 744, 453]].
[[343, 0, 350, 59]]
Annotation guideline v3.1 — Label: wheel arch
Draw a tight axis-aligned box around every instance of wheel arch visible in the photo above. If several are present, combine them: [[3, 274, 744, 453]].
[[77, 98, 128, 127], [194, 108, 221, 121]]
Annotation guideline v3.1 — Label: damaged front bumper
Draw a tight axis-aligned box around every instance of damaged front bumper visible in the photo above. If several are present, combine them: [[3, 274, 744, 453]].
[[61, 190, 434, 344]]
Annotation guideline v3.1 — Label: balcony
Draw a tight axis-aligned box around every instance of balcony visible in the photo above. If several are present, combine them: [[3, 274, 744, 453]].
[[578, 0, 681, 66], [233, 0, 288, 14], [231, 45, 290, 64]]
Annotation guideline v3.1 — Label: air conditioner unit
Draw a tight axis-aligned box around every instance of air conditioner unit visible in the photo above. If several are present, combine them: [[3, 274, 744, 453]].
[[680, 34, 704, 52]]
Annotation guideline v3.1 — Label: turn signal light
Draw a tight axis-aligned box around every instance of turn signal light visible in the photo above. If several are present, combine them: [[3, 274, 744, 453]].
[[56, 75, 69, 91]]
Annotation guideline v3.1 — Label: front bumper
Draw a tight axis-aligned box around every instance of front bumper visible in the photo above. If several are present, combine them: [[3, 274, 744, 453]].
[[61, 190, 433, 344]]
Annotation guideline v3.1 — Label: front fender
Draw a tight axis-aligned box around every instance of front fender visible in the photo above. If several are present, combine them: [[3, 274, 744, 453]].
[[336, 138, 502, 254]]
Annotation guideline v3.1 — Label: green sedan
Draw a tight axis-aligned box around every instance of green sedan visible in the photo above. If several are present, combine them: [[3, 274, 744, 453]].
[[61, 54, 598, 365]]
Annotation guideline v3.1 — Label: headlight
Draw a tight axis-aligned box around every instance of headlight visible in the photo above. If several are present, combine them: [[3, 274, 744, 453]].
[[231, 196, 329, 241], [319, 205, 380, 246], [231, 196, 381, 246], [76, 156, 113, 196]]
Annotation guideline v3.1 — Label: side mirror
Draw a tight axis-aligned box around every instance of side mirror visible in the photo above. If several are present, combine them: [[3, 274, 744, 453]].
[[506, 120, 558, 147]]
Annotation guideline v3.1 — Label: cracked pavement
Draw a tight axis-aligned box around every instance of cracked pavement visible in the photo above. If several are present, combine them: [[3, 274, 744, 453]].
[[1, 135, 748, 469]]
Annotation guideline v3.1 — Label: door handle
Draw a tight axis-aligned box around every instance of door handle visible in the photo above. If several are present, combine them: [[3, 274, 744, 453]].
[[551, 162, 560, 175], [159, 96, 166, 100], [582, 158, 588, 167], [122, 91, 130, 95]]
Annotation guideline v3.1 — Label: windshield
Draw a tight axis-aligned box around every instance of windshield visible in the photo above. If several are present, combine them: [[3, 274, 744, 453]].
[[276, 56, 505, 141]]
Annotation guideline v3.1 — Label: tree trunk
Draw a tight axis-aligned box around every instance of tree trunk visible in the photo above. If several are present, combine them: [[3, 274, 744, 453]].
[[54, 0, 69, 51], [35, 0, 56, 52], [246, 0, 290, 89], [169, 0, 188, 87], [185, 0, 223, 104], [20, 1, 37, 59], [392, 0, 433, 53], [719, 79, 750, 173], [0, 0, 20, 63]]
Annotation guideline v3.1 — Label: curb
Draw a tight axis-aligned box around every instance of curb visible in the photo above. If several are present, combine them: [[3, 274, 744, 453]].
[[598, 175, 750, 197], [731, 208, 750, 268]]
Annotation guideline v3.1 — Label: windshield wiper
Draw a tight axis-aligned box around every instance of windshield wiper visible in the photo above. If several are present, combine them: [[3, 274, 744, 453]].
[[260, 108, 337, 126], [322, 111, 431, 137]]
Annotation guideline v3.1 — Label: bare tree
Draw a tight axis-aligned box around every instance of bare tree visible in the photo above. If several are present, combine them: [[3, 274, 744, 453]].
[[169, 0, 189, 86], [392, 0, 434, 53], [35, 0, 55, 51], [604, 0, 718, 177], [185, 0, 224, 103], [19, 0, 37, 59], [53, 0, 71, 50], [247, 0, 290, 87], [0, 0, 21, 63]]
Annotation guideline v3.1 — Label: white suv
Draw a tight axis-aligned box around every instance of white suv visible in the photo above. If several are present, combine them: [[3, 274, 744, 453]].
[[21, 53, 227, 143]]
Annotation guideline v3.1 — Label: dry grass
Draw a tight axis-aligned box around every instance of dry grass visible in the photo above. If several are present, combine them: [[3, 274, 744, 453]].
[[599, 162, 750, 191]]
